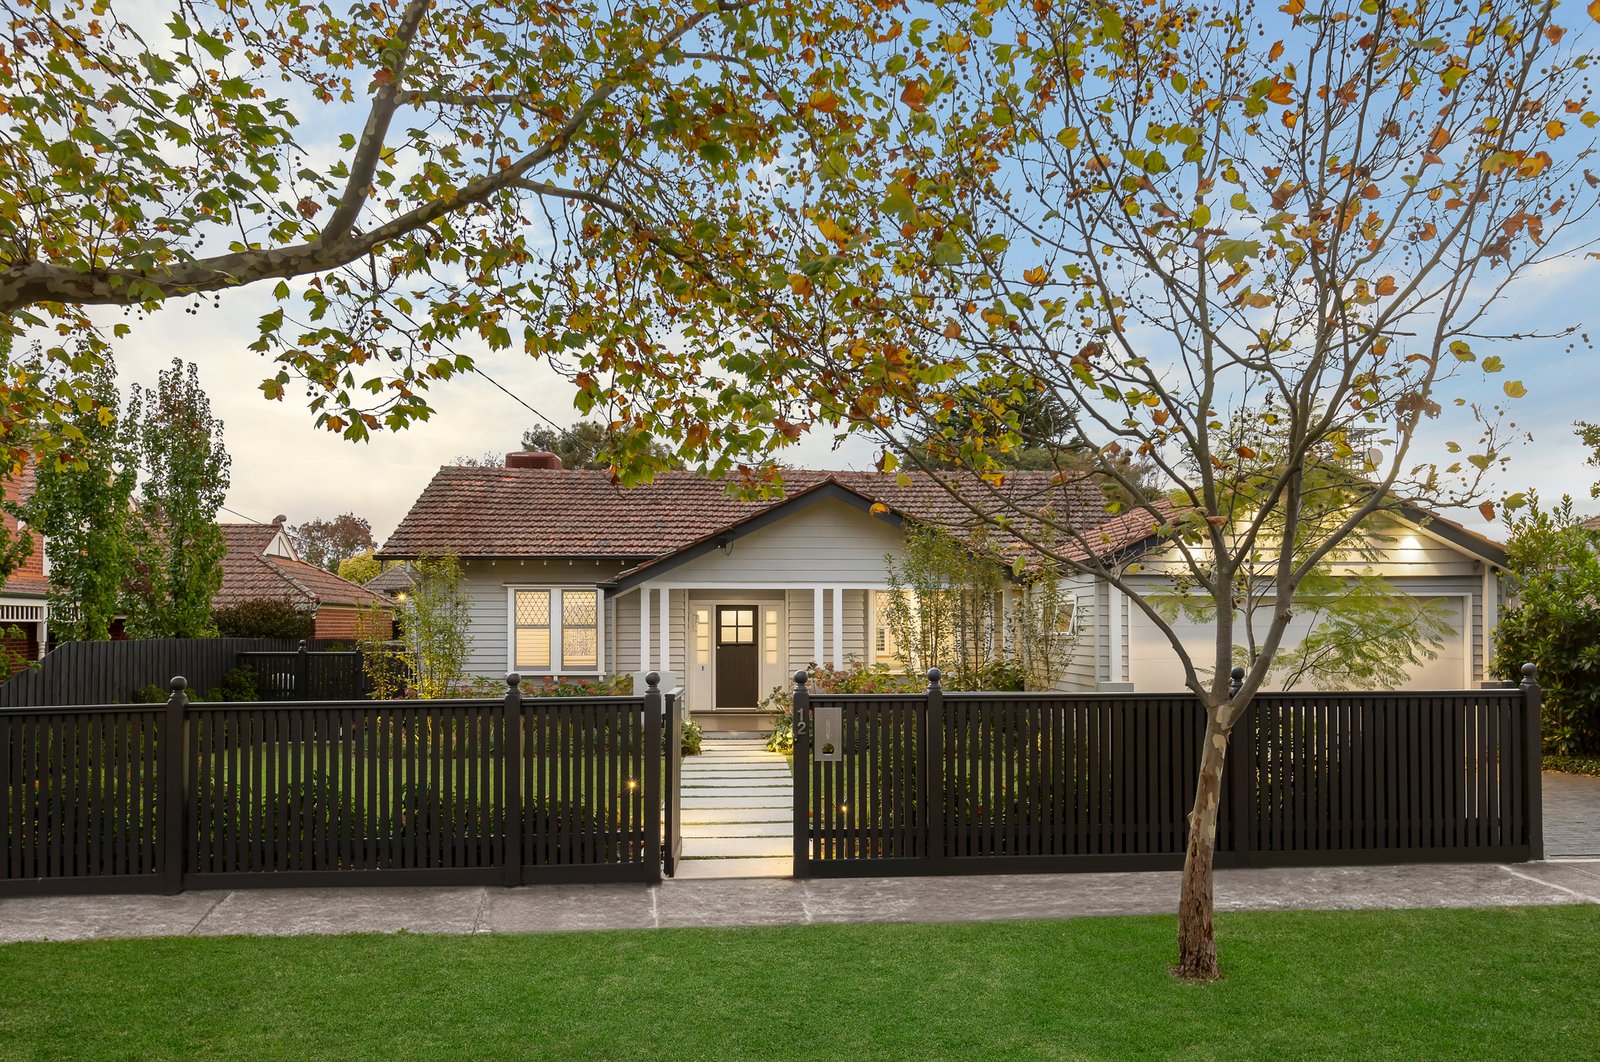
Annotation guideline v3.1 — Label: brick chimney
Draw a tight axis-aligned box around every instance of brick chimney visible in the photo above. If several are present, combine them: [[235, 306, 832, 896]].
[[506, 451, 564, 470]]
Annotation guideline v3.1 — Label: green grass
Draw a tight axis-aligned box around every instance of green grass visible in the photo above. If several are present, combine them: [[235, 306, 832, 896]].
[[2, 906, 1597, 1060]]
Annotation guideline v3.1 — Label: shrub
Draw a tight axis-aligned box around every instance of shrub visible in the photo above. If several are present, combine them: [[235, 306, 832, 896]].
[[681, 718, 704, 756], [213, 599, 314, 639]]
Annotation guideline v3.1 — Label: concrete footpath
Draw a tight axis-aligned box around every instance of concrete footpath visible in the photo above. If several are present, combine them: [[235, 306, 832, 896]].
[[3, 860, 1599, 944]]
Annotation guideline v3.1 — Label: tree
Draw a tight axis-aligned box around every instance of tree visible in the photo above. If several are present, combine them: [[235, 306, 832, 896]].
[[562, 2, 1597, 978], [521, 421, 677, 471], [25, 356, 138, 640], [124, 359, 232, 638], [1494, 494, 1600, 755], [0, 332, 39, 584], [337, 551, 382, 586], [0, 0, 904, 474], [291, 514, 375, 572], [401, 554, 472, 699]]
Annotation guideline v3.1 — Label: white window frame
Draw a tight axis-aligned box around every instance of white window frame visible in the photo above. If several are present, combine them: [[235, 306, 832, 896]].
[[506, 586, 606, 676]]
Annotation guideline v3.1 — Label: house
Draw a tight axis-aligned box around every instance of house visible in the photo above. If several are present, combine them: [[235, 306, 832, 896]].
[[217, 520, 393, 639], [0, 464, 47, 670], [379, 452, 1511, 727], [363, 563, 416, 601]]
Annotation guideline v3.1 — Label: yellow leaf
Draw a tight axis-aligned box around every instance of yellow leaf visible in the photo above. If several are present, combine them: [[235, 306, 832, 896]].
[[814, 216, 850, 246], [870, 502, 890, 516], [1023, 265, 1048, 285], [787, 274, 813, 296], [1241, 292, 1273, 308], [1590, 0, 1600, 24], [1547, 120, 1566, 139], [1282, 0, 1304, 13], [1503, 380, 1527, 399]]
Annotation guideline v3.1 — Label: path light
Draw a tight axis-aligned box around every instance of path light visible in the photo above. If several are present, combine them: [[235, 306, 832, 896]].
[[626, 779, 638, 791], [838, 804, 849, 814]]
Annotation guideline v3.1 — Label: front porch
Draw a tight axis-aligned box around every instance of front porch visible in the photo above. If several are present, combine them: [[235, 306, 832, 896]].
[[616, 583, 886, 732]]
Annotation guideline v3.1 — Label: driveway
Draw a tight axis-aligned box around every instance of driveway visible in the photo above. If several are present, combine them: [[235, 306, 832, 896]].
[[1544, 771, 1600, 857]]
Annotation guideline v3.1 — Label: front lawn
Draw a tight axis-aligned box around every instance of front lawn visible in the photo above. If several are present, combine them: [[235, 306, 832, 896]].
[[2, 905, 1596, 1059]]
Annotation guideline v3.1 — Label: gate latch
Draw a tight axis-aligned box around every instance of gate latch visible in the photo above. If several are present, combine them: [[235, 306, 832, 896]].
[[812, 705, 843, 762]]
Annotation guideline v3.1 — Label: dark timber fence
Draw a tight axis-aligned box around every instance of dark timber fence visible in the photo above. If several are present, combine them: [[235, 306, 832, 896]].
[[792, 666, 1545, 877], [1, 673, 678, 895], [0, 638, 359, 708], [235, 643, 367, 701]]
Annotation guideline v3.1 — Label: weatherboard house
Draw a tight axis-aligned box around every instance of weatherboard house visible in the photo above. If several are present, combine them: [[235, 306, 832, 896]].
[[378, 452, 1510, 728]]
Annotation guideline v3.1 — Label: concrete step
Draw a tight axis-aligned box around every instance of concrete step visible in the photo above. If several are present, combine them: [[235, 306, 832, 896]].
[[682, 796, 791, 809], [671, 856, 793, 879], [682, 820, 790, 838], [679, 807, 790, 825], [682, 836, 791, 859], [681, 787, 794, 798]]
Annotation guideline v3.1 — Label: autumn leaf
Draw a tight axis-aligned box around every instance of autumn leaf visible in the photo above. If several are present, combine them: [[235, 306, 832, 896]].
[[1282, 0, 1305, 14], [1429, 127, 1450, 152], [1023, 265, 1048, 285], [1546, 119, 1566, 139], [1265, 79, 1293, 105], [1590, 0, 1600, 24], [869, 502, 890, 516], [1503, 380, 1527, 399], [900, 80, 928, 112], [787, 274, 814, 296], [1376, 275, 1397, 296], [1236, 445, 1257, 459], [942, 320, 961, 339], [1479, 501, 1496, 522]]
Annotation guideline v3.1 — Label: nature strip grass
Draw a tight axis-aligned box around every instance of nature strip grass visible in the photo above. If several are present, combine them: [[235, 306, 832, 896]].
[[1, 905, 1597, 1060]]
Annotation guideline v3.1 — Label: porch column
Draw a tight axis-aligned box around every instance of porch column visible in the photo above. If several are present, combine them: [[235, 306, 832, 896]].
[[813, 586, 824, 666], [1108, 586, 1125, 684], [658, 586, 670, 677], [640, 587, 652, 673], [831, 586, 844, 669]]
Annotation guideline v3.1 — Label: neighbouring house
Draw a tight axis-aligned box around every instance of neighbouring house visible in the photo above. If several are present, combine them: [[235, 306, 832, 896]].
[[363, 562, 416, 601], [0, 464, 47, 670], [218, 520, 394, 639], [1582, 514, 1600, 532], [379, 452, 1511, 728]]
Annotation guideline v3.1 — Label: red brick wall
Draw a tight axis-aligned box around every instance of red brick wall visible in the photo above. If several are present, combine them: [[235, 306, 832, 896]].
[[4, 509, 44, 580], [314, 606, 395, 641], [0, 623, 38, 675]]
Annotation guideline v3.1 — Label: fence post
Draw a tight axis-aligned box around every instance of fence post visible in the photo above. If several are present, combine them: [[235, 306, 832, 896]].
[[1225, 667, 1251, 867], [502, 673, 523, 887], [1521, 662, 1544, 859], [297, 639, 310, 702], [925, 668, 944, 862], [792, 671, 810, 876], [162, 676, 188, 894], [643, 672, 663, 883]]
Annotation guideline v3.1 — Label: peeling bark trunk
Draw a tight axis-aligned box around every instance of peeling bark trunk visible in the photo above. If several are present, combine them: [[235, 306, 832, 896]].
[[1175, 712, 1229, 981]]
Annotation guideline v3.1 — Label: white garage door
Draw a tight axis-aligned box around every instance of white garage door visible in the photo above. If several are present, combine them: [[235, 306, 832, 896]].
[[1127, 596, 1468, 693]]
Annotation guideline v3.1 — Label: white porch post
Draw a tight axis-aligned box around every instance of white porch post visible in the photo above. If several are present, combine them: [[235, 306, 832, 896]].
[[1482, 567, 1499, 683], [831, 586, 844, 669], [658, 586, 670, 677], [1108, 586, 1125, 684], [813, 586, 824, 666], [640, 587, 652, 673]]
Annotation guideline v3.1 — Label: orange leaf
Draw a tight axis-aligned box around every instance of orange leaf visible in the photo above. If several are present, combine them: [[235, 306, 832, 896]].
[[1281, 0, 1305, 13], [787, 274, 813, 296], [1266, 79, 1293, 105], [1236, 445, 1257, 460], [942, 320, 961, 339], [1546, 120, 1566, 139], [1362, 183, 1380, 200], [373, 67, 395, 86], [1479, 501, 1496, 522], [1429, 127, 1450, 152], [1268, 40, 1285, 62], [900, 80, 928, 112], [1376, 275, 1397, 296], [1590, 0, 1600, 24], [870, 502, 890, 516], [1023, 265, 1048, 285]]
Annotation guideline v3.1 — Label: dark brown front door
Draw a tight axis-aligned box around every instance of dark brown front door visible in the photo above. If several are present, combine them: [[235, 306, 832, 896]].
[[714, 606, 759, 709]]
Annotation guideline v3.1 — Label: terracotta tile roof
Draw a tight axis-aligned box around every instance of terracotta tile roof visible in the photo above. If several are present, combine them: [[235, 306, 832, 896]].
[[217, 523, 391, 611], [3, 463, 36, 507], [1, 573, 48, 599], [1583, 514, 1600, 532], [379, 466, 1145, 567]]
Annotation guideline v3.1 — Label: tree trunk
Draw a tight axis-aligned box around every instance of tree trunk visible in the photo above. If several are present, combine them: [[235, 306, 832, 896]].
[[1175, 712, 1229, 980]]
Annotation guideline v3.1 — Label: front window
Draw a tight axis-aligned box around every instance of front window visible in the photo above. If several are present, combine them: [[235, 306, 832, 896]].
[[512, 587, 602, 673]]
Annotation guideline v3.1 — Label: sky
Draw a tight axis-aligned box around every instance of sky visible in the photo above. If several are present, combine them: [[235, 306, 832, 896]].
[[56, 2, 1600, 546]]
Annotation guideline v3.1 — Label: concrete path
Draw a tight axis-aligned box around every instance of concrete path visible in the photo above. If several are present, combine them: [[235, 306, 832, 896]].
[[676, 736, 792, 879], [1544, 771, 1600, 857], [4, 860, 1598, 944]]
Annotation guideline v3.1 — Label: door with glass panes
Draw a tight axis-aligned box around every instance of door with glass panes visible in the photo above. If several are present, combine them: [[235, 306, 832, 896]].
[[714, 606, 759, 708]]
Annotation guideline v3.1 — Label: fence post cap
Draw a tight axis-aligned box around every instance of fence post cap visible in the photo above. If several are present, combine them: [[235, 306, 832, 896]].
[[169, 676, 187, 693], [645, 670, 660, 689], [505, 672, 521, 689], [926, 667, 942, 689], [1230, 666, 1246, 680], [793, 670, 809, 688], [298, 639, 307, 651], [1520, 662, 1538, 687]]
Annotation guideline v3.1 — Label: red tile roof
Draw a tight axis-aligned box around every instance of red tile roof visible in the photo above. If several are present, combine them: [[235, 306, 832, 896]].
[[379, 466, 1155, 567], [1583, 514, 1600, 532], [217, 524, 392, 611]]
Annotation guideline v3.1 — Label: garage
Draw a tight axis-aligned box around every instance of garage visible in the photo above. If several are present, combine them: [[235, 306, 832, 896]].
[[1127, 594, 1469, 693]]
